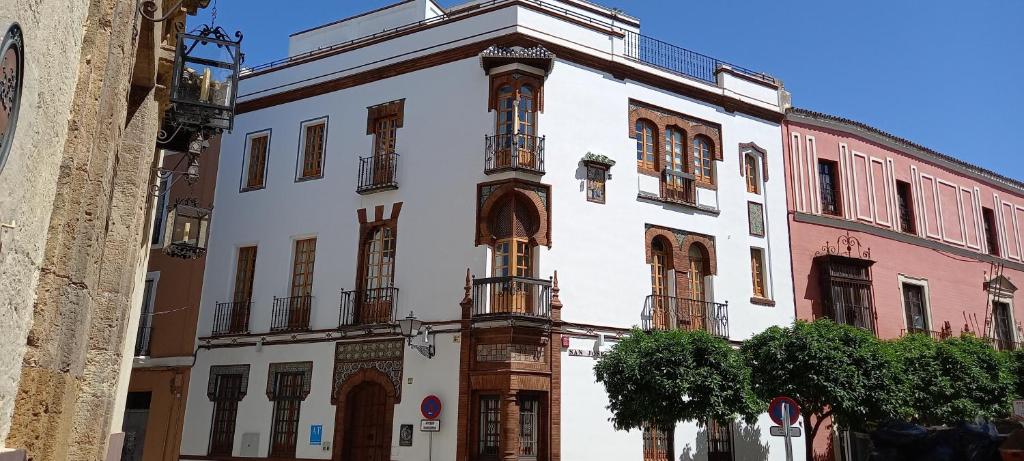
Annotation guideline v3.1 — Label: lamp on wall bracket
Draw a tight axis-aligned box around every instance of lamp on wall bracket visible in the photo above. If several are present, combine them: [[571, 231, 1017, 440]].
[[397, 311, 435, 359]]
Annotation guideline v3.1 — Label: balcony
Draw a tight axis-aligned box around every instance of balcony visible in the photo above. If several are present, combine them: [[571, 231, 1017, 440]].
[[660, 169, 696, 206], [641, 295, 729, 339], [356, 152, 399, 194], [271, 295, 312, 332], [339, 287, 399, 327], [824, 302, 874, 333], [471, 276, 552, 319], [484, 134, 545, 175], [899, 328, 950, 340], [623, 31, 777, 86], [134, 325, 152, 357], [212, 301, 251, 336]]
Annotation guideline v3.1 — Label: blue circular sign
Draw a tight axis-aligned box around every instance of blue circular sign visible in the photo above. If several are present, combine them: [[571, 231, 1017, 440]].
[[421, 395, 442, 420], [768, 396, 800, 426]]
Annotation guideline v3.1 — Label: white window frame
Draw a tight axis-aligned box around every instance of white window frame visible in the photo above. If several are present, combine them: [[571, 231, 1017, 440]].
[[897, 274, 932, 335], [240, 129, 272, 191], [987, 291, 1018, 345], [294, 116, 329, 182], [750, 246, 772, 300]]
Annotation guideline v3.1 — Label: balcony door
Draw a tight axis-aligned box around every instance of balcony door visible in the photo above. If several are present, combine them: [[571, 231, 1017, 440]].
[[231, 246, 257, 333], [288, 238, 316, 329], [495, 81, 537, 169], [687, 245, 707, 331], [489, 195, 537, 314], [371, 115, 398, 185], [650, 239, 671, 329], [358, 226, 396, 324]]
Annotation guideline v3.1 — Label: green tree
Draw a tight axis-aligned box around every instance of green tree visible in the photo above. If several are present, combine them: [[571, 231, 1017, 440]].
[[742, 319, 904, 461], [890, 333, 1014, 425], [1008, 348, 1024, 400], [594, 328, 759, 437]]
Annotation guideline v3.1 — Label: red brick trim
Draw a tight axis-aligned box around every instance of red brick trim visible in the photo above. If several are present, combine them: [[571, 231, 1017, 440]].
[[355, 202, 402, 297], [365, 99, 405, 134], [680, 234, 717, 275], [476, 180, 551, 247], [739, 142, 769, 182], [489, 70, 544, 113], [750, 297, 776, 307], [628, 100, 724, 173]]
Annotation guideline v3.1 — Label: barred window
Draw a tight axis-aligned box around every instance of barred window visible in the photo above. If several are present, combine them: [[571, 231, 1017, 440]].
[[269, 372, 304, 457], [477, 395, 501, 458], [209, 374, 243, 455]]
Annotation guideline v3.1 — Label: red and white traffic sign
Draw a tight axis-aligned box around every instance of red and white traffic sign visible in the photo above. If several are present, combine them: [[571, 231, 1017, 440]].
[[421, 395, 442, 420], [768, 396, 800, 426]]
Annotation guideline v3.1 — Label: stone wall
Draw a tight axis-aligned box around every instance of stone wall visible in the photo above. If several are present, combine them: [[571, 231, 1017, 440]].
[[0, 0, 206, 459], [0, 0, 91, 448]]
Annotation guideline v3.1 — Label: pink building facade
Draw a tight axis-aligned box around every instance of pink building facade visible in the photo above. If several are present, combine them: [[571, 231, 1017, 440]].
[[783, 108, 1024, 460]]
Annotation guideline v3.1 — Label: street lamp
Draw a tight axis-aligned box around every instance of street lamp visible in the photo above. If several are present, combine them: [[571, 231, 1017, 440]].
[[397, 311, 435, 359], [169, 25, 242, 132], [162, 198, 210, 259]]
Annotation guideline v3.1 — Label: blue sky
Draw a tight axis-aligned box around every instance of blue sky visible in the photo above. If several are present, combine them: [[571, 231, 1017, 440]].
[[195, 0, 1024, 180]]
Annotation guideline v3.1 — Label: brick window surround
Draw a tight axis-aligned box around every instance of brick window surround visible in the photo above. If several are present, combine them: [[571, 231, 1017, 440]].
[[628, 100, 722, 180]]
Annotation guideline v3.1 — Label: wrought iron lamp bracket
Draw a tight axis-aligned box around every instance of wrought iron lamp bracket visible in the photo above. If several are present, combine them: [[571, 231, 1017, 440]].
[[407, 326, 436, 359]]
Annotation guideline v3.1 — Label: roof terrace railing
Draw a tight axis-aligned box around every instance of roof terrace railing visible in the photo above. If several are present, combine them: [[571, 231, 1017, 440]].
[[622, 31, 776, 86], [240, 0, 773, 89]]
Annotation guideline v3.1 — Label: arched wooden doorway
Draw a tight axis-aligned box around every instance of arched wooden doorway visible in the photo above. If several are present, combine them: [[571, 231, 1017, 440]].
[[333, 369, 396, 461]]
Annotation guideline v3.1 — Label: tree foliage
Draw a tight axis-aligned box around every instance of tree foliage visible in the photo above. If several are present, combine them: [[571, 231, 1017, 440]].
[[594, 328, 759, 432], [741, 319, 904, 460], [889, 333, 1014, 425], [1008, 348, 1024, 400]]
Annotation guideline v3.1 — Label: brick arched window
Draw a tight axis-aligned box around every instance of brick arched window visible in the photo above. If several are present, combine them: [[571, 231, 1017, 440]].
[[636, 119, 657, 170], [490, 195, 539, 279], [693, 135, 715, 184], [687, 243, 712, 302]]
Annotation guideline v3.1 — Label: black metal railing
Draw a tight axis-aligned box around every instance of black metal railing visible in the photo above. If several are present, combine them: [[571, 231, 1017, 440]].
[[213, 301, 252, 336], [641, 295, 728, 338], [339, 287, 399, 327], [899, 328, 949, 340], [623, 31, 777, 86], [134, 325, 152, 357], [472, 276, 551, 319], [825, 302, 874, 333], [357, 152, 399, 194], [986, 337, 1022, 352], [271, 295, 313, 332], [661, 169, 696, 205], [484, 134, 545, 174]]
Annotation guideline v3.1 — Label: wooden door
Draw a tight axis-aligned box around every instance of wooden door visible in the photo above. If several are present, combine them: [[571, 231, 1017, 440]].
[[343, 382, 391, 461], [372, 115, 397, 185], [650, 240, 670, 329], [492, 238, 533, 314], [687, 245, 707, 330], [359, 227, 395, 324], [231, 246, 257, 332], [289, 238, 316, 329]]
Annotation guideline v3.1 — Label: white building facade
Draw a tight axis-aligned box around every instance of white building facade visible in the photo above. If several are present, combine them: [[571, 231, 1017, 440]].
[[179, 1, 799, 460]]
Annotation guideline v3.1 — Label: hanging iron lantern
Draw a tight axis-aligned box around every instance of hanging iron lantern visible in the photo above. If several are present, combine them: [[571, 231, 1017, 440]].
[[169, 25, 243, 133], [162, 198, 211, 259]]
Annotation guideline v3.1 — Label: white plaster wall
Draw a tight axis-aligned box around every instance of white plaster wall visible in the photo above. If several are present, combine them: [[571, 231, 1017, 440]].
[[288, 0, 443, 57], [0, 4, 89, 446], [185, 3, 794, 459], [180, 334, 461, 459]]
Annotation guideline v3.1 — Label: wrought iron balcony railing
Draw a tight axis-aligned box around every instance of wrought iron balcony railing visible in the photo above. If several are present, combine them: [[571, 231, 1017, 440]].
[[484, 134, 545, 174], [824, 302, 874, 333], [339, 287, 399, 327], [135, 325, 152, 357], [271, 295, 313, 332], [472, 275, 551, 319], [641, 295, 728, 338], [357, 152, 399, 194], [623, 31, 777, 86], [661, 169, 696, 205], [899, 328, 950, 340], [212, 301, 252, 336]]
